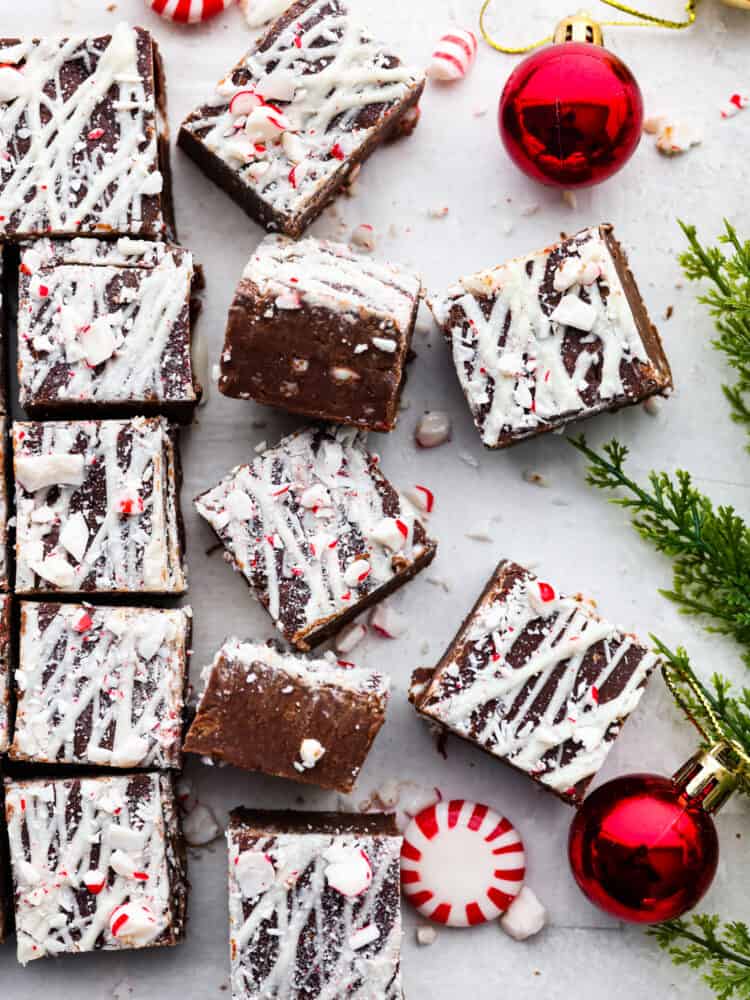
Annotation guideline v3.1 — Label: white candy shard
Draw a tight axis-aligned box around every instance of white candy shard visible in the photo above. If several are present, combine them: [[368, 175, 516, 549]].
[[526, 579, 559, 617], [351, 224, 376, 251], [80, 315, 117, 366], [499, 886, 547, 941], [240, 0, 293, 28], [344, 558, 371, 587], [370, 517, 407, 552], [108, 902, 160, 946], [28, 555, 75, 588], [0, 64, 29, 102], [235, 850, 276, 898], [183, 803, 221, 846], [334, 622, 367, 653], [369, 603, 407, 639], [349, 924, 380, 950], [15, 453, 85, 492], [297, 738, 326, 770], [549, 294, 597, 332], [58, 511, 89, 563], [416, 925, 438, 946], [416, 411, 452, 448], [324, 845, 372, 897]]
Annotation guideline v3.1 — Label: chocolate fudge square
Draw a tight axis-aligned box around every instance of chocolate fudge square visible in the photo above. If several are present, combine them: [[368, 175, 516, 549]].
[[228, 809, 403, 999], [13, 417, 187, 595], [429, 224, 672, 449], [178, 0, 424, 238], [5, 772, 188, 964], [0, 249, 5, 414], [195, 425, 437, 650], [185, 639, 389, 792], [0, 781, 9, 944], [0, 25, 173, 239], [0, 595, 10, 753], [0, 417, 8, 590], [10, 603, 191, 769], [220, 235, 421, 432], [411, 560, 658, 805], [17, 239, 200, 420]]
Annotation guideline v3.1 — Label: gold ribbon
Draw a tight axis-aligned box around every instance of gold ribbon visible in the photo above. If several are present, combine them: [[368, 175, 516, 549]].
[[479, 0, 699, 54], [661, 656, 750, 789]]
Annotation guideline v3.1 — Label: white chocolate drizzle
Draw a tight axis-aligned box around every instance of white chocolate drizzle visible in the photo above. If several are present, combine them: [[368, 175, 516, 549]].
[[11, 603, 190, 768], [0, 24, 166, 237], [430, 226, 660, 447]]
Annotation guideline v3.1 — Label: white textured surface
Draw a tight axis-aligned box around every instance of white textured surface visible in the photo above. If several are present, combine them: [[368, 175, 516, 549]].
[[2, 1, 750, 997]]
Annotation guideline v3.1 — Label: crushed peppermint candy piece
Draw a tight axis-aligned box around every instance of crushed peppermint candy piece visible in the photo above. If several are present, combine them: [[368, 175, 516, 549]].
[[334, 622, 367, 654], [405, 485, 435, 514], [58, 511, 89, 563], [720, 93, 749, 119], [83, 869, 107, 895], [369, 603, 407, 639], [109, 902, 160, 946], [370, 517, 408, 552], [526, 579, 558, 616], [324, 845, 372, 897], [344, 558, 371, 587], [499, 886, 547, 941], [183, 803, 221, 846], [147, 0, 234, 22], [549, 294, 597, 332], [416, 411, 451, 448], [15, 453, 85, 492], [239, 0, 293, 27], [351, 223, 376, 251], [230, 90, 264, 117], [417, 925, 438, 946], [349, 924, 380, 950], [235, 850, 276, 898], [428, 28, 478, 82], [0, 64, 29, 103], [295, 737, 326, 771]]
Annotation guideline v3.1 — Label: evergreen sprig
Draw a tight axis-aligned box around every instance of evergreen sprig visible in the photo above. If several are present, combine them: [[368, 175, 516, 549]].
[[650, 916, 750, 999], [569, 435, 750, 663], [680, 220, 750, 439]]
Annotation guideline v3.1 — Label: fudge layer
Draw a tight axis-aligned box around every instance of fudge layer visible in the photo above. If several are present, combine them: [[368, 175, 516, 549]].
[[10, 603, 191, 769], [429, 224, 673, 448], [0, 249, 5, 414], [185, 639, 389, 792], [5, 772, 188, 964], [14, 417, 187, 595], [0, 781, 8, 944], [228, 809, 402, 999], [412, 560, 658, 805], [0, 24, 172, 239], [18, 238, 200, 419], [0, 596, 10, 753], [0, 417, 7, 590], [178, 0, 424, 238], [195, 424, 436, 650], [220, 235, 421, 432]]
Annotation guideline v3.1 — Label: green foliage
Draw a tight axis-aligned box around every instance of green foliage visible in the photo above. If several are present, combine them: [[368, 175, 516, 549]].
[[650, 916, 750, 999], [680, 220, 750, 439]]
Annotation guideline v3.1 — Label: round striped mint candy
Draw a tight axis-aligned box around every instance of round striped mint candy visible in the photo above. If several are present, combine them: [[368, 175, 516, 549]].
[[401, 799, 525, 927], [146, 0, 235, 23], [428, 28, 478, 82]]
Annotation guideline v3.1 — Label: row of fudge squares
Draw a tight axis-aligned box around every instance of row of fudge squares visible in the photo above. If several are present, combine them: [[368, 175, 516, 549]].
[[0, 559, 658, 804], [1, 771, 402, 1000], [216, 225, 672, 445]]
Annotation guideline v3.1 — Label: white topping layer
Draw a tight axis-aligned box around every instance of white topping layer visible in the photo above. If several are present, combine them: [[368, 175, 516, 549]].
[[0, 24, 166, 237], [181, 0, 424, 229], [228, 817, 403, 997], [430, 226, 660, 447], [11, 603, 189, 768]]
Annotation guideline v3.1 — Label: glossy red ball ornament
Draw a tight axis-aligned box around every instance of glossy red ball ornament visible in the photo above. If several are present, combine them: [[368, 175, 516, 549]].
[[568, 772, 719, 923], [499, 41, 644, 188]]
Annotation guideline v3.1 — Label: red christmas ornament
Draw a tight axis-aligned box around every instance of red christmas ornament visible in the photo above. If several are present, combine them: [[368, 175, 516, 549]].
[[568, 744, 739, 923], [498, 13, 643, 188]]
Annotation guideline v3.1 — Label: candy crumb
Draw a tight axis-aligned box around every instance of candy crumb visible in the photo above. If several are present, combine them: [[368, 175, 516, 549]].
[[417, 926, 438, 946]]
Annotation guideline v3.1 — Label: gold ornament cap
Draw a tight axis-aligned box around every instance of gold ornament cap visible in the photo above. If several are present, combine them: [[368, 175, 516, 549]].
[[673, 742, 740, 815], [553, 10, 605, 46]]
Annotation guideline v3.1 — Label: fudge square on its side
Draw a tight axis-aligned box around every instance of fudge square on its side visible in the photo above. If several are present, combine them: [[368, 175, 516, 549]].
[[10, 602, 191, 770], [185, 639, 389, 792], [228, 809, 403, 999], [17, 238, 200, 420], [195, 424, 437, 650], [0, 417, 8, 590], [178, 0, 425, 238], [411, 559, 659, 805], [0, 594, 10, 753], [220, 235, 422, 432], [0, 24, 173, 239], [429, 224, 673, 449], [4, 772, 188, 964], [13, 417, 187, 596]]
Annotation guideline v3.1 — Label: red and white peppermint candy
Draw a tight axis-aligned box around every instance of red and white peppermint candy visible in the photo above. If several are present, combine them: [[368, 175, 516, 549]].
[[428, 28, 478, 82], [721, 93, 749, 119], [401, 799, 525, 927], [146, 0, 235, 23]]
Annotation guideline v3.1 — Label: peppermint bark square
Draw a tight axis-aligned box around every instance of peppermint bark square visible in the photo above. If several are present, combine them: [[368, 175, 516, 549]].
[[0, 25, 173, 239], [194, 425, 437, 650], [412, 560, 658, 805], [17, 239, 200, 420], [429, 224, 673, 449], [13, 417, 187, 595], [0, 417, 8, 590], [4, 772, 188, 964], [10, 603, 191, 769], [220, 236, 421, 432], [178, 0, 424, 238], [228, 809, 403, 999], [185, 639, 389, 792], [0, 595, 10, 753]]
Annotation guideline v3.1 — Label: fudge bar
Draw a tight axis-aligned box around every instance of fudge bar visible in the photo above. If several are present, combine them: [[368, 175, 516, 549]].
[[0, 780, 8, 944], [0, 418, 7, 590], [228, 809, 403, 999], [178, 0, 425, 238], [220, 235, 421, 432], [10, 603, 191, 769], [17, 239, 200, 420], [5, 772, 188, 964], [429, 225, 672, 449], [0, 24, 173, 239], [0, 249, 5, 414], [0, 595, 9, 753], [195, 425, 436, 650], [14, 417, 187, 595], [185, 639, 389, 792], [411, 560, 658, 805]]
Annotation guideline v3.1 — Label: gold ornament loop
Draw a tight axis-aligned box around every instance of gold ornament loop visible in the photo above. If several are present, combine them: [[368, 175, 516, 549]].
[[479, 1, 699, 55], [661, 658, 750, 791]]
